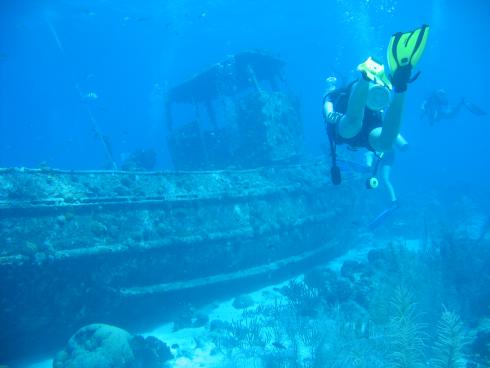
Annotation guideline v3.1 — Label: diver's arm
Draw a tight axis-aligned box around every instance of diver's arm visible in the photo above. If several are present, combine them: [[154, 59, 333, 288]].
[[443, 99, 465, 119], [323, 100, 343, 125], [324, 100, 334, 116]]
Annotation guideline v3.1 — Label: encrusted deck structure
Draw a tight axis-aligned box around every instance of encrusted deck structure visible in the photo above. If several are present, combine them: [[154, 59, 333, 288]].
[[0, 162, 362, 360]]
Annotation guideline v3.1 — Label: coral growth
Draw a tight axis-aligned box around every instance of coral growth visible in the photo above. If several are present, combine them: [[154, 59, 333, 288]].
[[430, 309, 467, 368]]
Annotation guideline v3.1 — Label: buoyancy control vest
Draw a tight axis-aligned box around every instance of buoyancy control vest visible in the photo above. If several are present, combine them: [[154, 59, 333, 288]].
[[323, 81, 384, 187]]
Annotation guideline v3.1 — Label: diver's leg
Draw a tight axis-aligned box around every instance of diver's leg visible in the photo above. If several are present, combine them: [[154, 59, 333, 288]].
[[395, 134, 409, 150], [463, 99, 488, 116], [369, 92, 406, 152], [338, 79, 370, 139], [381, 165, 397, 202]]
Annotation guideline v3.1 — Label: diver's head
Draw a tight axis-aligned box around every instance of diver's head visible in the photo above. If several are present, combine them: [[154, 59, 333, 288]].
[[366, 82, 391, 111], [435, 89, 449, 104], [325, 76, 337, 93]]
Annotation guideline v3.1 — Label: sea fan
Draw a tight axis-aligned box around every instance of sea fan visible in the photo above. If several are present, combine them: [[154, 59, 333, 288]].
[[386, 287, 427, 368], [430, 309, 467, 368]]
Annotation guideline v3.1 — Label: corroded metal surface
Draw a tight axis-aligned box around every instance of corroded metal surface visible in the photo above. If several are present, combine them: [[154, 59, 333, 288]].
[[0, 161, 361, 360]]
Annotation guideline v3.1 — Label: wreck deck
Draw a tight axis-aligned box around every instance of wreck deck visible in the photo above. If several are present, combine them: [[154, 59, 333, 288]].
[[0, 160, 362, 360]]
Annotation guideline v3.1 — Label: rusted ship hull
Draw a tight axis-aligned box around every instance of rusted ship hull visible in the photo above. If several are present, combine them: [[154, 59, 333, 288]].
[[0, 160, 361, 360]]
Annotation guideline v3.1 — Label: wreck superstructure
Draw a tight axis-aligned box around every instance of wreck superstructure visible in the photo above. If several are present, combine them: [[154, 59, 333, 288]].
[[0, 51, 364, 362], [166, 51, 303, 170]]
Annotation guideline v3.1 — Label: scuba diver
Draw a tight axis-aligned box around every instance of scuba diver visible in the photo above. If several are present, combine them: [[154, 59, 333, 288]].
[[323, 25, 430, 227], [420, 89, 487, 125], [324, 75, 409, 206]]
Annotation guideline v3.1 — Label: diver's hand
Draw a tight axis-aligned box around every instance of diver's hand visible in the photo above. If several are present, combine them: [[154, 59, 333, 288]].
[[326, 112, 343, 125]]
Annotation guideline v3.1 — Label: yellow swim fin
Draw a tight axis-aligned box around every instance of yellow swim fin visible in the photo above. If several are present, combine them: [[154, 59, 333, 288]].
[[387, 24, 430, 76]]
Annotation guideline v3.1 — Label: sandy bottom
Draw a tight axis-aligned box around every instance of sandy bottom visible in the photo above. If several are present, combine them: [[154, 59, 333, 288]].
[[26, 237, 402, 368], [25, 282, 290, 368], [146, 279, 294, 368]]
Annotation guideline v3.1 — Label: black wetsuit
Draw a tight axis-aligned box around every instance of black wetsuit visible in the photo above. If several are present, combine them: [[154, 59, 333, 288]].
[[323, 83, 383, 152]]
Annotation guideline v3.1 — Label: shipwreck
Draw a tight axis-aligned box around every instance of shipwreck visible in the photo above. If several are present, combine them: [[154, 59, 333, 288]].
[[0, 51, 364, 362]]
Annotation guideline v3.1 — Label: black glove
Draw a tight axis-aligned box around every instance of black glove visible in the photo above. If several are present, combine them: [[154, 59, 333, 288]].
[[391, 64, 423, 93], [391, 65, 413, 93]]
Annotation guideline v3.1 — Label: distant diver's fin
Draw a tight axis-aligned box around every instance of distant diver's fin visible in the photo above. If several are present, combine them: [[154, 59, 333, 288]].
[[368, 202, 399, 230], [387, 24, 430, 75], [464, 100, 487, 116]]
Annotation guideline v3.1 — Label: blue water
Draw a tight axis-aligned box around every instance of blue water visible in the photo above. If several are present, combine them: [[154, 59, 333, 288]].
[[2, 1, 488, 179], [1, 0, 490, 365]]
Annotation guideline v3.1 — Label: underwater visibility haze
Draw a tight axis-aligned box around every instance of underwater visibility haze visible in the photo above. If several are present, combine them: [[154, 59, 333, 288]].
[[0, 0, 489, 367]]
